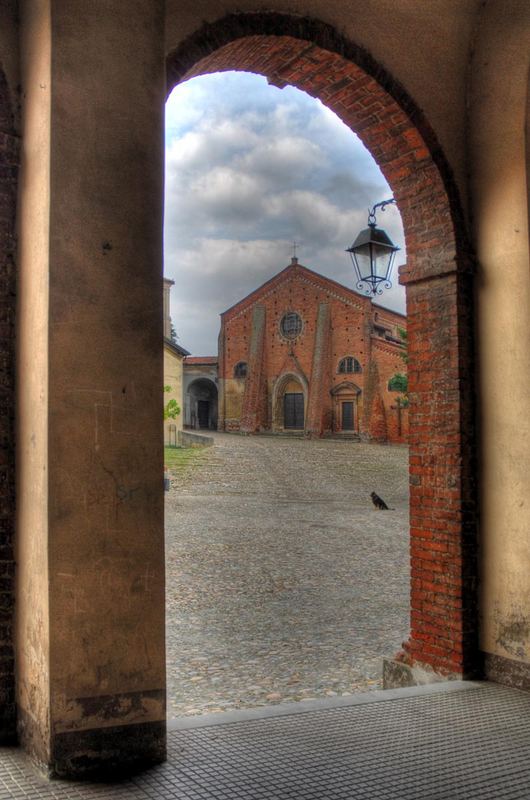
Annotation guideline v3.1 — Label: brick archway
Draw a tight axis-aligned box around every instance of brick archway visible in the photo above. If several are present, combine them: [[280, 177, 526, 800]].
[[0, 64, 17, 741], [166, 14, 478, 679], [187, 377, 219, 430]]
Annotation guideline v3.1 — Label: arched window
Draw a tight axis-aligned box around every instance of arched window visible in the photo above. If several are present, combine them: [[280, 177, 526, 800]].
[[234, 361, 247, 378], [280, 311, 302, 340], [338, 356, 361, 374]]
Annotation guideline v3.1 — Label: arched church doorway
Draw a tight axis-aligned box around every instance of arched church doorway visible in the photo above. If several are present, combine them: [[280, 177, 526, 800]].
[[271, 372, 309, 433], [283, 379, 305, 430]]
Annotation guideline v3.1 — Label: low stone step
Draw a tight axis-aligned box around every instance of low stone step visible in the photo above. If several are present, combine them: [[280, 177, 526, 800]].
[[323, 433, 361, 441]]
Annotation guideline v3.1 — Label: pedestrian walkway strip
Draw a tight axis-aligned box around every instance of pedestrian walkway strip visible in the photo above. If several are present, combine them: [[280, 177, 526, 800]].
[[1, 682, 530, 799]]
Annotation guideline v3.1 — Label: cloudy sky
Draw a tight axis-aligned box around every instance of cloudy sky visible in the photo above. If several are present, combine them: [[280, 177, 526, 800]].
[[164, 71, 406, 356]]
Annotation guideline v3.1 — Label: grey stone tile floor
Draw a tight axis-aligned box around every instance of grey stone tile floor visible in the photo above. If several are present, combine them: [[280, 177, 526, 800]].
[[2, 682, 530, 798], [165, 433, 410, 718]]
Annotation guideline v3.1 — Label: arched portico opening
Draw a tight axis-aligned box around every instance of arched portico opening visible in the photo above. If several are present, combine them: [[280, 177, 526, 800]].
[[6, 8, 480, 778], [186, 378, 218, 430], [167, 13, 478, 681]]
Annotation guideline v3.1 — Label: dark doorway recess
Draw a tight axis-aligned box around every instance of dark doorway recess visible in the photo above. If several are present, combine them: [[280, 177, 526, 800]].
[[284, 393, 304, 429], [198, 400, 210, 428], [342, 401, 354, 431]]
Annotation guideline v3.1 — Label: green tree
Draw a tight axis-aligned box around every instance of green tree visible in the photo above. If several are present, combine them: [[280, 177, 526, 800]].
[[388, 373, 408, 393], [164, 385, 181, 420], [397, 327, 408, 364], [388, 327, 408, 406]]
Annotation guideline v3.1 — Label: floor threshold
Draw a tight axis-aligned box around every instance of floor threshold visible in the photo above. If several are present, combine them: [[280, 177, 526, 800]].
[[168, 679, 483, 730]]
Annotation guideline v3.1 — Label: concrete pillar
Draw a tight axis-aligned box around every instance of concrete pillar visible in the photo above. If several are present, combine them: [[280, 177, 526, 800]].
[[470, 2, 530, 678], [0, 0, 20, 744], [16, 0, 166, 777]]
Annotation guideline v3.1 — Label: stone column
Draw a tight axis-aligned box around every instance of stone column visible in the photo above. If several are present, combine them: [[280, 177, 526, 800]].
[[469, 1, 530, 684], [16, 0, 166, 777], [0, 1, 19, 745]]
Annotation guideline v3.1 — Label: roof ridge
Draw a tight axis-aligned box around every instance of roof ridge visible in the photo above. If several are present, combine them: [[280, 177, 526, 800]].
[[221, 262, 297, 316], [221, 261, 377, 317]]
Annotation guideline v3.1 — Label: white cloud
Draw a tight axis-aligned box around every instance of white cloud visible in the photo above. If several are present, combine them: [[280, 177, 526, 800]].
[[235, 136, 326, 184], [164, 71, 406, 354]]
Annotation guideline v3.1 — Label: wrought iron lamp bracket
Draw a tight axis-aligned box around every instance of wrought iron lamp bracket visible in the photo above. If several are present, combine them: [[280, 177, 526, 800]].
[[367, 197, 396, 227]]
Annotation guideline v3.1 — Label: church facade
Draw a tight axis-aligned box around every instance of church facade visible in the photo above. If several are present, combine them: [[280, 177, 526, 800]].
[[218, 259, 408, 443]]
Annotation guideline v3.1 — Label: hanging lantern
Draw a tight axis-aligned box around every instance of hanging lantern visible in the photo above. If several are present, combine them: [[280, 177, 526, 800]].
[[346, 198, 400, 296]]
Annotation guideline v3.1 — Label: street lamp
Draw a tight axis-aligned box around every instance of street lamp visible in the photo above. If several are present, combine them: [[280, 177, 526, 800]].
[[346, 198, 400, 297]]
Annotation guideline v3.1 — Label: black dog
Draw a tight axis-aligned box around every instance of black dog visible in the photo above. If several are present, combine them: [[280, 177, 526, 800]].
[[370, 491, 392, 510]]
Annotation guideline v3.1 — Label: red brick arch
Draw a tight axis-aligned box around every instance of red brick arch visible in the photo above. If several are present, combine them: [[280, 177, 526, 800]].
[[166, 13, 478, 679]]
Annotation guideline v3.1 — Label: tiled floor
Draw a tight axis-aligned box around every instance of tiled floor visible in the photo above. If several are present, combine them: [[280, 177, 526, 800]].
[[1, 682, 530, 799]]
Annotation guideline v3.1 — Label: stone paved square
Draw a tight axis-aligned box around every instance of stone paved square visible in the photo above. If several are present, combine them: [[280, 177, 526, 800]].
[[165, 433, 410, 718]]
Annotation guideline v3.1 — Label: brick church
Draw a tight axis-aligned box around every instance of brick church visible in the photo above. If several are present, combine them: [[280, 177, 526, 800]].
[[217, 258, 408, 443]]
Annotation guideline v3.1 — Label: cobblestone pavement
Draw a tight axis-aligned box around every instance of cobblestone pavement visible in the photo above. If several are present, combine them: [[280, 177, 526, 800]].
[[165, 433, 409, 718]]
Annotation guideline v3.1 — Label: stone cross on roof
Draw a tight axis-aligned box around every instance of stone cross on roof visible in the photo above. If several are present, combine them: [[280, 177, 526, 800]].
[[291, 240, 301, 264]]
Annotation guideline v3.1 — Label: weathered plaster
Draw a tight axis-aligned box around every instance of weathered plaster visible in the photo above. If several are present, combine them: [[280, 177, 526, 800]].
[[164, 345, 184, 443], [16, 0, 167, 772], [470, 0, 530, 665]]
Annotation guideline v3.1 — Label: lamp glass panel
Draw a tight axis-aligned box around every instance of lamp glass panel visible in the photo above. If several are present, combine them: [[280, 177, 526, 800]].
[[372, 244, 393, 278], [353, 245, 372, 280]]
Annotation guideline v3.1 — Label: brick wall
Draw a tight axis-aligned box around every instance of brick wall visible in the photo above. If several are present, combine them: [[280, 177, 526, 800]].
[[240, 305, 267, 432], [372, 337, 408, 444], [305, 302, 331, 435], [167, 13, 478, 678], [403, 273, 478, 676], [219, 263, 378, 436], [0, 65, 18, 741], [363, 359, 387, 442]]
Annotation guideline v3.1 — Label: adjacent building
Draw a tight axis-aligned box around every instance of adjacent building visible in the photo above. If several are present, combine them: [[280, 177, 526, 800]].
[[163, 278, 189, 444]]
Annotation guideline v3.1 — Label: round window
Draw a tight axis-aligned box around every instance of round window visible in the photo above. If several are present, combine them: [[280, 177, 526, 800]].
[[280, 312, 302, 340]]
